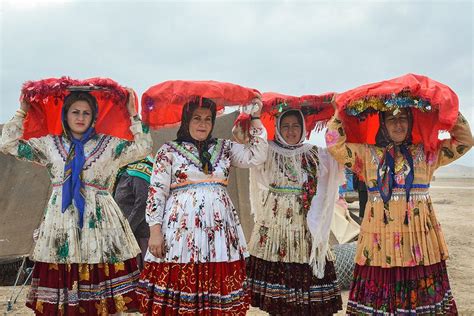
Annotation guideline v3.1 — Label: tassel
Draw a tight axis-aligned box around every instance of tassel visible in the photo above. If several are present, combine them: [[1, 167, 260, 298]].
[[383, 211, 389, 224], [404, 210, 409, 225]]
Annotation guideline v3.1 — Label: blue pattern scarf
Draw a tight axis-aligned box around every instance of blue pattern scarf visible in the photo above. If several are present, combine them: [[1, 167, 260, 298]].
[[375, 109, 414, 208], [61, 111, 96, 228], [61, 127, 95, 228]]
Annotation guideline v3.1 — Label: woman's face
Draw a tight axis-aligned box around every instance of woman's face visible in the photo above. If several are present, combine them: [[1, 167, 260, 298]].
[[189, 107, 213, 141], [280, 114, 302, 145], [384, 110, 409, 144], [66, 100, 93, 138]]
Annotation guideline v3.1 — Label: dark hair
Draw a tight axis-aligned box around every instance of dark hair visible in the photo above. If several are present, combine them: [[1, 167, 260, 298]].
[[176, 97, 217, 141], [62, 91, 98, 132]]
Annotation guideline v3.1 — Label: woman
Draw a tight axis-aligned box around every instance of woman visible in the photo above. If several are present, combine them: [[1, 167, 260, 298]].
[[1, 89, 152, 315], [326, 107, 473, 314], [246, 109, 343, 316], [137, 97, 268, 315]]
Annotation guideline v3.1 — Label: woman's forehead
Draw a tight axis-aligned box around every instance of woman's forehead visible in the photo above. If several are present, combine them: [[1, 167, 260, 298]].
[[385, 108, 408, 119], [192, 107, 212, 116]]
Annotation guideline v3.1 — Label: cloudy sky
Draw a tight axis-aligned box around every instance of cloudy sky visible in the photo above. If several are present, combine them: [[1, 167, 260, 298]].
[[1, 0, 473, 165]]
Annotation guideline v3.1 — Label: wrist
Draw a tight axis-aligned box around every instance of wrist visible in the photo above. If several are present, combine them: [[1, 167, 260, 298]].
[[15, 109, 27, 118]]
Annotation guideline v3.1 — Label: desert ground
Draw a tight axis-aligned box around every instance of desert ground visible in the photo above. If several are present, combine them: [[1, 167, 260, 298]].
[[1, 177, 472, 315]]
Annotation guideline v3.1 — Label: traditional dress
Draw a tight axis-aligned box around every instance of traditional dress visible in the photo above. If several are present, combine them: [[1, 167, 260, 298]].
[[326, 113, 473, 314], [0, 113, 152, 315], [246, 109, 343, 316], [137, 124, 268, 315]]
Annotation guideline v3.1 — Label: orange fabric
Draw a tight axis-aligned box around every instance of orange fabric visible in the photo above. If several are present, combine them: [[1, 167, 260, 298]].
[[21, 77, 136, 140], [335, 74, 459, 153], [141, 80, 260, 129], [261, 92, 335, 140]]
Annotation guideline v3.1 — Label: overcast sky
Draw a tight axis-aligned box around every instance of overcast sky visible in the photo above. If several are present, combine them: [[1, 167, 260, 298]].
[[1, 0, 473, 165]]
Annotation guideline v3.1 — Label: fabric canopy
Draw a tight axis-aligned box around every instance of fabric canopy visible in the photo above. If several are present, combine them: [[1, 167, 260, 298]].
[[141, 80, 260, 129], [20, 77, 136, 140], [260, 92, 335, 140], [335, 73, 459, 153]]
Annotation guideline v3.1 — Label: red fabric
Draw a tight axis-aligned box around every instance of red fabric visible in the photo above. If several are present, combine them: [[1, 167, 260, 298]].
[[335, 74, 459, 153], [26, 259, 140, 315], [137, 260, 249, 315], [261, 92, 335, 140], [20, 77, 137, 140], [141, 80, 260, 129]]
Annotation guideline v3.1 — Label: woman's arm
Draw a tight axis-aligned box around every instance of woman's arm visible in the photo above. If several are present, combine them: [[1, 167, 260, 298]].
[[433, 112, 474, 168], [0, 100, 49, 166], [145, 144, 173, 258], [325, 113, 366, 177], [112, 89, 153, 165]]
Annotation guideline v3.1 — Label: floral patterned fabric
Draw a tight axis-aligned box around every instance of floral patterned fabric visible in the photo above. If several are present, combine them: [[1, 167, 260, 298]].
[[138, 260, 249, 315], [1, 114, 152, 315], [144, 126, 267, 264], [26, 259, 140, 315], [347, 261, 457, 315], [0, 115, 153, 263], [326, 113, 473, 312], [246, 141, 342, 315], [138, 124, 267, 314]]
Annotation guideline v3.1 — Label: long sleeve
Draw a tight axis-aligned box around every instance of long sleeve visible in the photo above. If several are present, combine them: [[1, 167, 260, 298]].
[[433, 112, 473, 168], [307, 148, 344, 278], [325, 115, 366, 177], [113, 118, 153, 167], [0, 115, 49, 166], [230, 119, 268, 168], [146, 144, 173, 226]]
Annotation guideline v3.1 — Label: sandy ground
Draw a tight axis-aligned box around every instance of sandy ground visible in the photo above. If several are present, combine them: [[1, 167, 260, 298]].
[[1, 177, 472, 315]]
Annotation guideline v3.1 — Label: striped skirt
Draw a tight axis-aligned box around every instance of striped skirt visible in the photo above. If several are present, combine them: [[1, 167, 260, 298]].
[[137, 259, 249, 315], [246, 255, 342, 316], [26, 259, 139, 315], [347, 261, 457, 315]]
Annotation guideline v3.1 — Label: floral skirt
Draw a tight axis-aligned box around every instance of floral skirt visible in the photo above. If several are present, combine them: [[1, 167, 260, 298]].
[[26, 259, 140, 315], [246, 255, 342, 316], [347, 261, 457, 315], [137, 260, 249, 315]]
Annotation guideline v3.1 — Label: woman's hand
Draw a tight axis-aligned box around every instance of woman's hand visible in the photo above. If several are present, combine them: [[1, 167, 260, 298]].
[[125, 88, 137, 117], [20, 94, 31, 113], [331, 93, 339, 116], [251, 96, 263, 116], [148, 225, 166, 258]]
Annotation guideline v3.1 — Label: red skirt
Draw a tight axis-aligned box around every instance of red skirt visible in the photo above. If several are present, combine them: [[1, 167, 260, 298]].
[[137, 260, 249, 316], [347, 261, 457, 315], [26, 259, 139, 315]]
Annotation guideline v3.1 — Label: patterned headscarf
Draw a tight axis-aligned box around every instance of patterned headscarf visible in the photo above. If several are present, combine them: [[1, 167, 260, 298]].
[[375, 108, 414, 209], [176, 97, 217, 174], [61, 91, 98, 228]]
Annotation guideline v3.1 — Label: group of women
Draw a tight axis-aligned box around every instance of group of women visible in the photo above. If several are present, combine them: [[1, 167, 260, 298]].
[[1, 76, 472, 315]]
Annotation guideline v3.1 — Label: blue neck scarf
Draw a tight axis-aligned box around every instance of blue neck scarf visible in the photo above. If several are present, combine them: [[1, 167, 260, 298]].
[[61, 112, 96, 228], [375, 109, 415, 224]]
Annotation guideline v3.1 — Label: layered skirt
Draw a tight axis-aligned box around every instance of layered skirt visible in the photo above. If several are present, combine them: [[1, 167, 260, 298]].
[[247, 256, 342, 316], [26, 259, 140, 315], [137, 260, 249, 315], [347, 261, 457, 315]]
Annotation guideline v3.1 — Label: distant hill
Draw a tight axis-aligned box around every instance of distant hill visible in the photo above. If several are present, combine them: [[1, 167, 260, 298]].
[[435, 164, 474, 178]]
